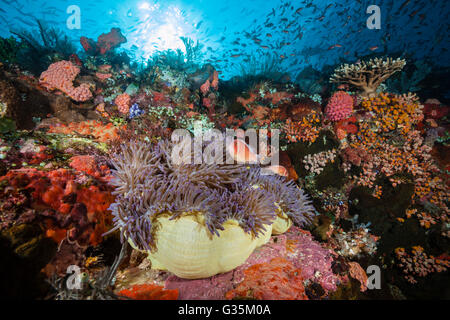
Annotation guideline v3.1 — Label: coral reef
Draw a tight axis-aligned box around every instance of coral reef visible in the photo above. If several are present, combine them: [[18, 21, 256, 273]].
[[0, 17, 447, 301]]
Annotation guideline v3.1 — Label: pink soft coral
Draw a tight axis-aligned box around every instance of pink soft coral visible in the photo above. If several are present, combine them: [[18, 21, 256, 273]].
[[39, 61, 93, 102], [325, 91, 354, 121]]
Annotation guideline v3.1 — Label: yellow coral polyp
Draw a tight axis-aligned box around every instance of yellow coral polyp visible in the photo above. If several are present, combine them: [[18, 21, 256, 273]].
[[361, 93, 422, 135]]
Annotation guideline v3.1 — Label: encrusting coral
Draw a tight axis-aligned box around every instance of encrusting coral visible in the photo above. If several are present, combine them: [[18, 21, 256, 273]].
[[330, 57, 406, 98], [117, 283, 179, 300]]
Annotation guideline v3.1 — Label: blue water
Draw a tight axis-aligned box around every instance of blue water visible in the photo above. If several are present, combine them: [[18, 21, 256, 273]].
[[0, 0, 449, 80]]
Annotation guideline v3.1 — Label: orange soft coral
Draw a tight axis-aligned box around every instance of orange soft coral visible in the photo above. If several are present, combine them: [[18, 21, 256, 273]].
[[69, 155, 111, 179], [225, 257, 308, 300], [361, 93, 423, 135], [47, 120, 122, 143], [0, 165, 114, 246], [115, 93, 131, 114]]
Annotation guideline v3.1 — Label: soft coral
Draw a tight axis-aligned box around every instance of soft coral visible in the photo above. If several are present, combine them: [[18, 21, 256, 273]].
[[225, 257, 308, 300]]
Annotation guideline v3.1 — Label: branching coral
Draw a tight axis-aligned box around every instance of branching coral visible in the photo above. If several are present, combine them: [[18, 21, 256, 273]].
[[330, 57, 406, 98]]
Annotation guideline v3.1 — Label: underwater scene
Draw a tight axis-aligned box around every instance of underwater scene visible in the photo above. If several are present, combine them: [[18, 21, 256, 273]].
[[0, 0, 449, 302]]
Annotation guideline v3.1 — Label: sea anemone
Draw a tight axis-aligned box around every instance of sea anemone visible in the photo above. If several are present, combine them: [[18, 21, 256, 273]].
[[244, 167, 316, 227], [108, 138, 273, 250], [107, 179, 212, 251], [205, 183, 277, 237], [108, 140, 167, 197]]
